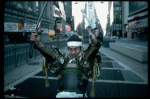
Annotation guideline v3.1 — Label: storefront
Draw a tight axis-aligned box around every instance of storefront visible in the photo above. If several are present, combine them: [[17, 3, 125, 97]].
[[54, 17, 71, 39], [4, 22, 52, 44], [128, 14, 148, 40], [127, 1, 148, 40]]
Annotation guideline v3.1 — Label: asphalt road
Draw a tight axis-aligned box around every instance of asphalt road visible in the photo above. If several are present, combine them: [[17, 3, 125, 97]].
[[4, 51, 148, 98]]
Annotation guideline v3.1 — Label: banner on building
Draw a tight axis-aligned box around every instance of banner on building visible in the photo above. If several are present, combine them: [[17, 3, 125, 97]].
[[4, 22, 18, 32], [24, 23, 36, 32], [18, 23, 24, 32]]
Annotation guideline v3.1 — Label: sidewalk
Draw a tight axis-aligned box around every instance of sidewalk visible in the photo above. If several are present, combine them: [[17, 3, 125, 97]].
[[4, 46, 68, 87], [115, 38, 148, 47], [100, 45, 148, 79]]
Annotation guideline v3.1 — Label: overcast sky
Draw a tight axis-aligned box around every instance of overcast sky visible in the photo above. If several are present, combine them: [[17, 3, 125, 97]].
[[72, 1, 108, 35]]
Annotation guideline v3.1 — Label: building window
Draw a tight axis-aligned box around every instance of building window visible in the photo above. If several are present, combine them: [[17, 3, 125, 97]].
[[17, 1, 23, 8], [28, 1, 32, 11]]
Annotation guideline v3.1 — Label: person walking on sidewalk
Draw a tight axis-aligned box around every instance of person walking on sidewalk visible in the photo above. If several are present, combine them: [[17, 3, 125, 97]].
[[30, 28, 103, 98]]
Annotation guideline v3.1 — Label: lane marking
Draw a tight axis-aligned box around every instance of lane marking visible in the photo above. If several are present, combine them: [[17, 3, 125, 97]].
[[4, 68, 42, 92], [99, 50, 148, 84], [30, 76, 147, 85]]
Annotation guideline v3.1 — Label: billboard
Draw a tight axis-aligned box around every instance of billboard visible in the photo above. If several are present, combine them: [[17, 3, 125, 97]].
[[53, 5, 61, 17]]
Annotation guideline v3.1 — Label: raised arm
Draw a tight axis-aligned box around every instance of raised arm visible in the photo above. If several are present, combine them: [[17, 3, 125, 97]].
[[30, 33, 57, 62], [83, 28, 103, 61]]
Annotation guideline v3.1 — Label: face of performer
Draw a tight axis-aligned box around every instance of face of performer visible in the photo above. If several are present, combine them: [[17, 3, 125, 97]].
[[68, 46, 82, 58]]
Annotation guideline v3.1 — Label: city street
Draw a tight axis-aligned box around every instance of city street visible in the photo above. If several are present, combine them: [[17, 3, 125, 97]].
[[4, 44, 148, 98]]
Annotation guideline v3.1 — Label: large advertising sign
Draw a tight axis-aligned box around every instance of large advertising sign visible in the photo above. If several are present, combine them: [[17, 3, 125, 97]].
[[53, 5, 61, 17], [4, 22, 18, 32], [4, 22, 46, 33], [66, 25, 71, 31]]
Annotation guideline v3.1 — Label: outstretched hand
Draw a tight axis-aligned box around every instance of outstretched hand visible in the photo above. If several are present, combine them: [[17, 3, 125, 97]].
[[30, 33, 40, 45], [30, 33, 44, 48], [91, 29, 99, 45]]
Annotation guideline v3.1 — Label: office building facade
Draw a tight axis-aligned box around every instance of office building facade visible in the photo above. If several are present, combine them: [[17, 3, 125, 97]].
[[127, 1, 148, 40], [107, 1, 122, 37]]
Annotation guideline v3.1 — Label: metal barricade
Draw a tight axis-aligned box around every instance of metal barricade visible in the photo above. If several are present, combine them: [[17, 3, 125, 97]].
[[4, 39, 67, 70]]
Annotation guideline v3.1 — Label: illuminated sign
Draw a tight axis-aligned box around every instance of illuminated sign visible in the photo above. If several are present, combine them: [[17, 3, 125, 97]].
[[66, 25, 71, 31], [56, 22, 62, 31]]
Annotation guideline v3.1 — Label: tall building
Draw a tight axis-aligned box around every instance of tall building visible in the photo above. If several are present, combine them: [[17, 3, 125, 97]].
[[107, 1, 148, 40], [64, 1, 74, 31], [4, 1, 55, 44], [107, 1, 113, 37], [107, 1, 122, 37], [121, 1, 129, 38], [127, 1, 148, 40]]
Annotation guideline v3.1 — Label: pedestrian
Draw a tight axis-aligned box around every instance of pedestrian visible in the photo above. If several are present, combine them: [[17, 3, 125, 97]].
[[30, 28, 103, 98]]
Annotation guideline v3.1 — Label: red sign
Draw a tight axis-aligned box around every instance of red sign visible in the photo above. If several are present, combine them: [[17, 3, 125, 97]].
[[67, 27, 71, 31], [59, 26, 62, 30]]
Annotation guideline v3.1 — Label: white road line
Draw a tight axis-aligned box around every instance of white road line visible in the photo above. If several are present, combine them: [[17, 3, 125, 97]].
[[99, 50, 148, 84], [92, 79, 147, 85], [30, 76, 147, 85], [101, 68, 126, 70], [4, 95, 27, 98], [4, 68, 42, 92], [30, 76, 58, 80]]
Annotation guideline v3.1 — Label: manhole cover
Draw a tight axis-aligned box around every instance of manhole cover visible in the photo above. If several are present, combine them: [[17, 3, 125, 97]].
[[28, 62, 40, 65]]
